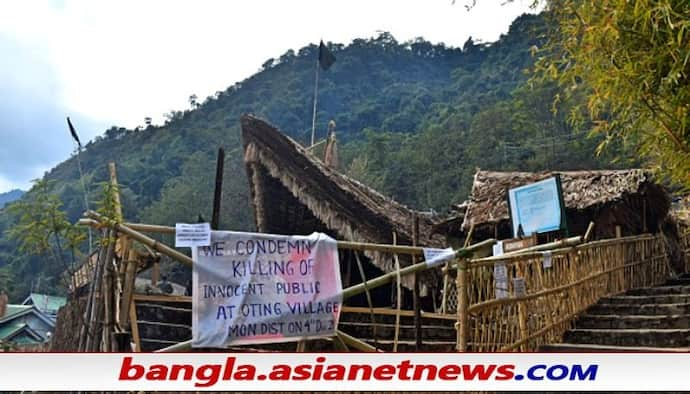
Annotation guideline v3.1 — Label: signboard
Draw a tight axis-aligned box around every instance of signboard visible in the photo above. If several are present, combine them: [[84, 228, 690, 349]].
[[423, 247, 455, 268], [507, 176, 566, 237], [175, 223, 211, 247], [192, 231, 342, 348], [502, 234, 537, 254]]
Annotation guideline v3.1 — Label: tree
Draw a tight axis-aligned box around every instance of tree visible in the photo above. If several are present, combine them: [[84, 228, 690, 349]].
[[5, 179, 85, 293], [536, 0, 690, 188], [189, 94, 199, 109]]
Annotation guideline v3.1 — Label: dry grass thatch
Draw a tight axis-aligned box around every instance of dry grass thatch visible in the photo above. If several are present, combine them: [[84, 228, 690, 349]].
[[462, 169, 670, 239], [241, 115, 445, 288]]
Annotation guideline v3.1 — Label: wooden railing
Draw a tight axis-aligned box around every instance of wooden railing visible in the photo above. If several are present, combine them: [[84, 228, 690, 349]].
[[681, 227, 690, 273], [455, 234, 669, 352]]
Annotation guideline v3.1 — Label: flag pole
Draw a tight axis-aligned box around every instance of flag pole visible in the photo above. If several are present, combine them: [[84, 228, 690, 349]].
[[310, 57, 320, 146]]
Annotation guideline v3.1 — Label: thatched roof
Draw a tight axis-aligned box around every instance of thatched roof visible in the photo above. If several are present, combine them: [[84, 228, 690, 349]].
[[462, 169, 669, 237], [241, 115, 445, 287]]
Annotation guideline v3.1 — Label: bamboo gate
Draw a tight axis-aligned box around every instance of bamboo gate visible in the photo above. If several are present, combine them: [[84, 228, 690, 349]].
[[69, 165, 690, 353]]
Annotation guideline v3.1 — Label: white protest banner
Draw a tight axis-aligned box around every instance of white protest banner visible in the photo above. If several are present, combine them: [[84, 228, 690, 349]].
[[192, 231, 342, 347], [176, 223, 211, 247], [423, 247, 455, 268]]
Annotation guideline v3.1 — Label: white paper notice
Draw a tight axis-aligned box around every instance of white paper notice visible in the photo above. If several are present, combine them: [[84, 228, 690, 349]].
[[423, 247, 456, 268], [542, 251, 553, 269], [494, 263, 509, 299], [492, 241, 504, 257], [175, 223, 211, 247], [513, 277, 527, 297], [493, 240, 509, 299]]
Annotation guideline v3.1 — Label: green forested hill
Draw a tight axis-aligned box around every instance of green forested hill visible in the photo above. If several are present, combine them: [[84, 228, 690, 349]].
[[0, 13, 629, 300]]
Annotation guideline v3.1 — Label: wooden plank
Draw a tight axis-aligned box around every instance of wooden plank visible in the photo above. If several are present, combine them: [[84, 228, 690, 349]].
[[502, 234, 537, 254], [133, 294, 192, 303], [341, 306, 457, 321], [129, 302, 141, 352]]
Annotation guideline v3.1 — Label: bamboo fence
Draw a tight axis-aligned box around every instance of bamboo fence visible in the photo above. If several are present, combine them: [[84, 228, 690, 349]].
[[68, 162, 686, 353], [455, 234, 670, 352], [682, 228, 690, 273]]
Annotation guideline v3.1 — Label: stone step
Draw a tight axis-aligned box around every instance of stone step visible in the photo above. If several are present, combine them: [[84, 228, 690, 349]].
[[563, 328, 690, 348], [339, 321, 457, 341], [575, 314, 690, 329], [359, 338, 457, 352], [664, 278, 690, 286], [626, 285, 690, 296], [339, 311, 455, 328], [586, 302, 690, 316], [540, 343, 690, 352], [600, 294, 690, 305]]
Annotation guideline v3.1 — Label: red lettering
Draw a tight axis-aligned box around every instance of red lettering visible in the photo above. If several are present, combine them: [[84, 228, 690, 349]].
[[119, 357, 144, 380]]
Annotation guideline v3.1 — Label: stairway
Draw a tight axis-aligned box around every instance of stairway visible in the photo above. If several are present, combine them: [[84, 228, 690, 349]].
[[542, 274, 690, 352]]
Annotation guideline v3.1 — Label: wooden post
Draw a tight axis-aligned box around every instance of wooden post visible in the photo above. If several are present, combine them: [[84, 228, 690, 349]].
[[151, 261, 160, 287], [108, 162, 123, 222], [516, 261, 529, 352], [129, 302, 141, 352], [103, 259, 113, 352], [456, 258, 469, 351], [119, 249, 138, 328], [211, 147, 225, 230], [642, 199, 647, 233], [412, 214, 422, 351], [615, 225, 622, 238]]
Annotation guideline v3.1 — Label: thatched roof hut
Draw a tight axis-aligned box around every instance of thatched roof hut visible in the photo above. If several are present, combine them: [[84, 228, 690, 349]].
[[461, 169, 670, 240], [241, 115, 445, 292]]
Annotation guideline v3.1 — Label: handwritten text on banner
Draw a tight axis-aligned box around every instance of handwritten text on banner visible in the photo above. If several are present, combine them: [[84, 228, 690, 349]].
[[192, 231, 342, 347]]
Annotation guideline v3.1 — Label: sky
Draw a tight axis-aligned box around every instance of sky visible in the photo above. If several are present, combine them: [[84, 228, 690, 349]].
[[0, 0, 537, 193]]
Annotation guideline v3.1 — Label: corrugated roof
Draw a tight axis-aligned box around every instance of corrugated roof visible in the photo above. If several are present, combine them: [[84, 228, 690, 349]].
[[0, 322, 44, 343], [1, 305, 32, 321], [23, 293, 66, 314]]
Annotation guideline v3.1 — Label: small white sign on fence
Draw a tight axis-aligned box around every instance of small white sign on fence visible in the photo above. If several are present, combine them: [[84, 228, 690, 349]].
[[513, 277, 527, 297], [423, 247, 455, 268], [493, 241, 509, 299], [175, 223, 211, 247], [542, 251, 553, 269]]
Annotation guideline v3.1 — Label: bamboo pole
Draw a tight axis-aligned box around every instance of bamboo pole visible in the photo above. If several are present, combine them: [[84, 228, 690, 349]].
[[119, 248, 139, 328], [584, 221, 595, 242], [392, 232, 402, 353], [103, 258, 113, 352], [129, 302, 141, 352], [211, 147, 225, 230], [412, 214, 421, 351], [515, 261, 529, 352], [121, 221, 431, 255], [456, 258, 469, 352], [336, 330, 380, 352], [81, 214, 496, 300], [342, 238, 496, 300], [471, 236, 583, 263], [84, 212, 194, 267], [87, 229, 115, 351]]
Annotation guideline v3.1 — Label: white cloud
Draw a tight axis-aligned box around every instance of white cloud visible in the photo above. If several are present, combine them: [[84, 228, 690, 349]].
[[0, 0, 536, 192]]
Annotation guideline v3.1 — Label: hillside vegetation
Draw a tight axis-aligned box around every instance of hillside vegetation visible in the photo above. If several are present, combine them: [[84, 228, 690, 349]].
[[0, 13, 629, 300]]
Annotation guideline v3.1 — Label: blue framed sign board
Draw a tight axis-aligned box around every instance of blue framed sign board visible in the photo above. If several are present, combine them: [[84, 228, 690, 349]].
[[507, 175, 567, 238]]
